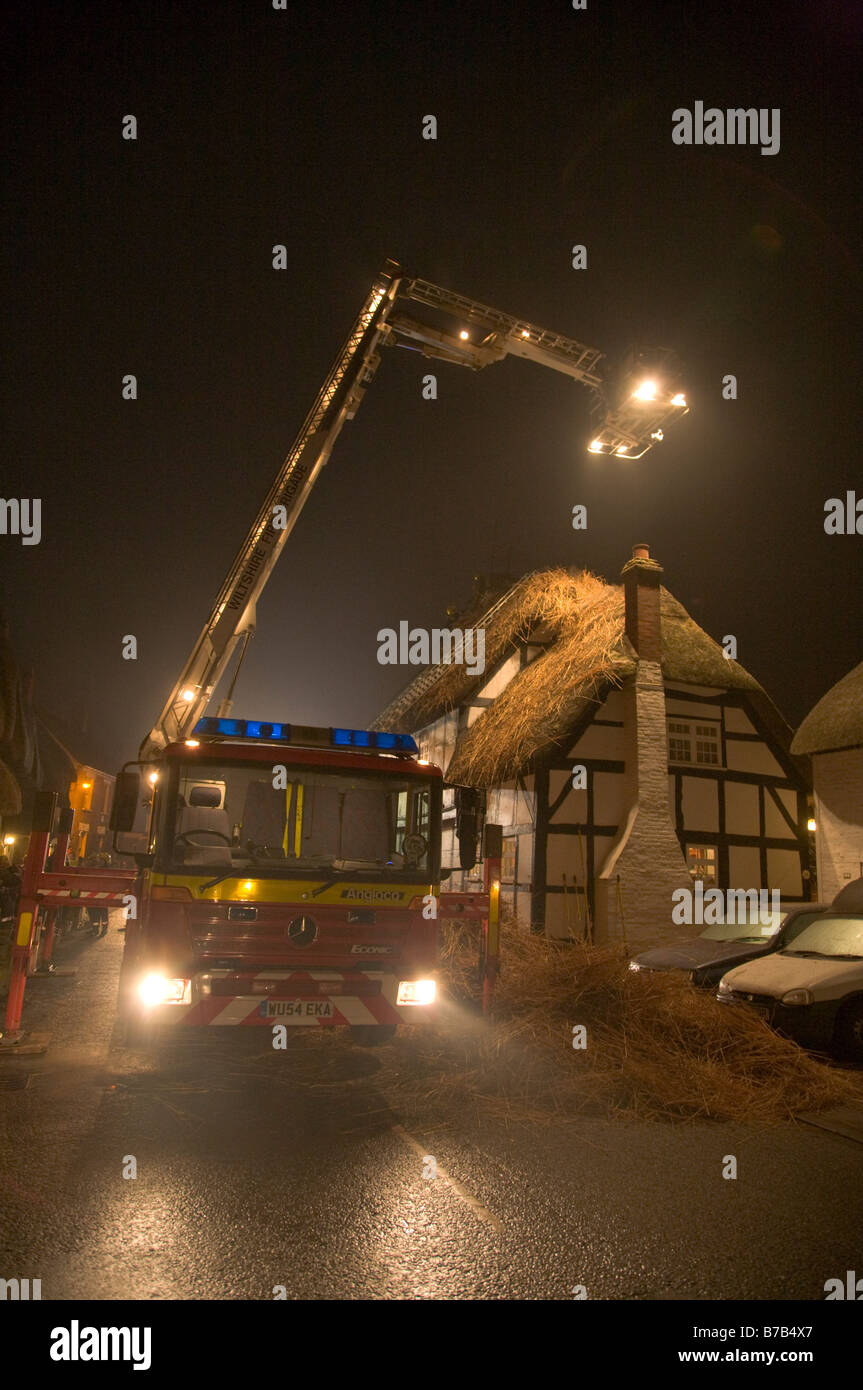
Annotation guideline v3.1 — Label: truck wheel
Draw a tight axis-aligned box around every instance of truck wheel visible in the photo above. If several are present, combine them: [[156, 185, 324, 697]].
[[350, 1024, 397, 1046], [833, 1000, 863, 1063]]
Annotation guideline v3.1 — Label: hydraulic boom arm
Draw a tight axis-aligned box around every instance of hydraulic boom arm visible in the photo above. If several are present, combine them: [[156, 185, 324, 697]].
[[140, 261, 403, 759], [142, 261, 687, 757]]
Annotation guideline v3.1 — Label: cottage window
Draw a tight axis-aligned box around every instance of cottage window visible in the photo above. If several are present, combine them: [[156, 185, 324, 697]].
[[668, 721, 692, 762], [668, 718, 721, 767], [686, 844, 717, 885]]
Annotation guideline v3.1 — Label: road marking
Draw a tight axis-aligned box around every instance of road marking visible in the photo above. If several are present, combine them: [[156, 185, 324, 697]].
[[392, 1124, 503, 1232]]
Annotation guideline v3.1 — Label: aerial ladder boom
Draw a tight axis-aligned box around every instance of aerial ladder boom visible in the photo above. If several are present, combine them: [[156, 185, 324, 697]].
[[140, 260, 404, 759], [387, 275, 606, 387], [142, 261, 688, 758]]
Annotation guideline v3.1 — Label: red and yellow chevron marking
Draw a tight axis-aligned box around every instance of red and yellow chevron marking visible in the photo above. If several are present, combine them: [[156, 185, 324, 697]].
[[156, 971, 408, 1027]]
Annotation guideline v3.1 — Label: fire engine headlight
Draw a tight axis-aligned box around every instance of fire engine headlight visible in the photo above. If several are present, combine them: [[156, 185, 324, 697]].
[[397, 979, 436, 1007], [138, 974, 188, 1007]]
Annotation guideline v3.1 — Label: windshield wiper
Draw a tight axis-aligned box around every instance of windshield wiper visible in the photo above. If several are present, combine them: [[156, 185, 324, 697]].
[[199, 868, 240, 893], [310, 860, 390, 897], [199, 847, 262, 894]]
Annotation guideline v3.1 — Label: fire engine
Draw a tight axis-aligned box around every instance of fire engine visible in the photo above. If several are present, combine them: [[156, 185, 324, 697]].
[[106, 259, 689, 1043], [113, 719, 441, 1043]]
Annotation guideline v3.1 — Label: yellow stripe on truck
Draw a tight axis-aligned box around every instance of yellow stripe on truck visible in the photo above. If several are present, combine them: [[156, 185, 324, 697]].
[[156, 874, 432, 906], [294, 783, 303, 859]]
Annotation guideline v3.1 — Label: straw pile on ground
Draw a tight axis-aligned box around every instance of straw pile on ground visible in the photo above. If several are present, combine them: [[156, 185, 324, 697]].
[[394, 920, 862, 1126]]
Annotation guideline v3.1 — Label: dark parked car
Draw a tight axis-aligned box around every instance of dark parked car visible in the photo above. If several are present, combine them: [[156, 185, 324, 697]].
[[629, 903, 828, 989]]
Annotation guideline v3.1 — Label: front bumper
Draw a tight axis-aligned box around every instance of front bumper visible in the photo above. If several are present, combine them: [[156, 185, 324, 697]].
[[132, 969, 434, 1028], [718, 991, 840, 1050]]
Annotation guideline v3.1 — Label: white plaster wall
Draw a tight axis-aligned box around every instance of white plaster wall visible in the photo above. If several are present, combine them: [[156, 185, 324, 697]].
[[724, 707, 758, 734], [767, 848, 803, 897], [475, 653, 520, 702], [725, 781, 760, 836], [814, 749, 863, 902], [681, 776, 719, 832], [725, 741, 786, 777], [729, 844, 761, 887]]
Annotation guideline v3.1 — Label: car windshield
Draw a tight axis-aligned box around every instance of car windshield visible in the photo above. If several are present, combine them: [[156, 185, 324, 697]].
[[162, 760, 436, 878], [781, 915, 863, 959]]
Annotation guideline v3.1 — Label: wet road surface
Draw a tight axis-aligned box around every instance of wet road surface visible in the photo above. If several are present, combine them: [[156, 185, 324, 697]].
[[2, 914, 862, 1300]]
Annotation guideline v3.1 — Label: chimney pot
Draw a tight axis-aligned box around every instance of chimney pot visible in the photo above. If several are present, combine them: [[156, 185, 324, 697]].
[[621, 544, 663, 662]]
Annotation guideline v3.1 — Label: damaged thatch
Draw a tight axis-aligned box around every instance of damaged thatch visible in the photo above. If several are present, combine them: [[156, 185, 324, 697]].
[[448, 571, 627, 784], [376, 564, 781, 787]]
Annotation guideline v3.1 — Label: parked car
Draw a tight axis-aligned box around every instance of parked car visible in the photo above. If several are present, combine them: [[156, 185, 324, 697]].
[[717, 889, 863, 1061], [629, 903, 828, 990]]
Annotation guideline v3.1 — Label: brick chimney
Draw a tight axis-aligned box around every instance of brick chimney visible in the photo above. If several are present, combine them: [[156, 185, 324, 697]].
[[594, 542, 691, 946], [621, 543, 663, 662]]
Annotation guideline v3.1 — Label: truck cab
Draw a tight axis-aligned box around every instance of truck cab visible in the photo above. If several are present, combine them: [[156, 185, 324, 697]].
[[113, 720, 442, 1043]]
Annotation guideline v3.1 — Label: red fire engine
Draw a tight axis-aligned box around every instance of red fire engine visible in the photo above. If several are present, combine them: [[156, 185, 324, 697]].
[[4, 260, 685, 1044], [113, 721, 443, 1043]]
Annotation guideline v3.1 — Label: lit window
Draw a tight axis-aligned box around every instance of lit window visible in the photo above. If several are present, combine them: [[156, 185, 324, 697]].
[[687, 845, 717, 885]]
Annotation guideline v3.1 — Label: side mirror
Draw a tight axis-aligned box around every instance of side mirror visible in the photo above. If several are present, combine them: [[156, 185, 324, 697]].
[[112, 832, 151, 863], [111, 770, 141, 833], [453, 785, 485, 872]]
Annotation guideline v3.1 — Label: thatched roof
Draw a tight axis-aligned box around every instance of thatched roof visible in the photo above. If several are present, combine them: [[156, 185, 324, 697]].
[[374, 566, 793, 787], [791, 661, 863, 756]]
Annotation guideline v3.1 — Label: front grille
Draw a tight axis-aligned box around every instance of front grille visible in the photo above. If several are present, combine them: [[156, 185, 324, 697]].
[[728, 990, 775, 1008], [203, 971, 382, 998]]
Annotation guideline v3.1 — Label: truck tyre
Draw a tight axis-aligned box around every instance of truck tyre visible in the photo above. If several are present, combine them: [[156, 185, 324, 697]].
[[833, 1000, 863, 1063], [350, 1024, 397, 1046]]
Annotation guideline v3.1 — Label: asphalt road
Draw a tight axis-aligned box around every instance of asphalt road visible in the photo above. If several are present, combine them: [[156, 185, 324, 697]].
[[2, 913, 862, 1301]]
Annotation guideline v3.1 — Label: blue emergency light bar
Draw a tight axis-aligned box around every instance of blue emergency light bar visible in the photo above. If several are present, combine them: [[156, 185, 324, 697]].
[[192, 717, 418, 754]]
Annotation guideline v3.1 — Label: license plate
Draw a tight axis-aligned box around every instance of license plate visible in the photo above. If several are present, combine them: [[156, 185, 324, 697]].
[[259, 999, 334, 1019]]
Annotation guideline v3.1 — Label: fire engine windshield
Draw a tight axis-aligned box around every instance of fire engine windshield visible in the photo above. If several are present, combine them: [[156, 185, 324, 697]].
[[161, 760, 438, 879]]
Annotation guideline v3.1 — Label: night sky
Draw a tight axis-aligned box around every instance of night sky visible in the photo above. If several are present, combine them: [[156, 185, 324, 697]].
[[2, 0, 861, 773]]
